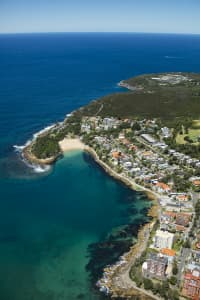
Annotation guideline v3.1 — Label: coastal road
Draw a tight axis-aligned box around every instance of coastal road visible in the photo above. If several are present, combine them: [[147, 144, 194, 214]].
[[177, 247, 191, 286], [136, 136, 166, 160], [91, 149, 163, 299], [111, 223, 163, 300]]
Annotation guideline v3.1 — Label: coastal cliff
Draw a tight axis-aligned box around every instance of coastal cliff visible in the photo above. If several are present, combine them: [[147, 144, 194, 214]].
[[23, 143, 59, 165], [20, 72, 200, 300]]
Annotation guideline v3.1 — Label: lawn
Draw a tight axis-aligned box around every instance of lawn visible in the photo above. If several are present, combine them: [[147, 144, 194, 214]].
[[176, 133, 187, 144], [176, 121, 200, 144], [192, 119, 200, 129], [188, 128, 200, 141]]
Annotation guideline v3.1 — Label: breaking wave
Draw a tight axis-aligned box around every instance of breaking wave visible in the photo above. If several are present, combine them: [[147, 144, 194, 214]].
[[13, 124, 56, 173]]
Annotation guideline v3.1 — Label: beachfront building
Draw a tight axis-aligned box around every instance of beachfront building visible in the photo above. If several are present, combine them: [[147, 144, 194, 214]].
[[154, 230, 174, 249], [142, 254, 168, 280]]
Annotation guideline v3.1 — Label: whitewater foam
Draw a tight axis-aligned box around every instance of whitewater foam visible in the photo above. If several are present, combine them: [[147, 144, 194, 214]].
[[31, 164, 51, 173], [20, 154, 51, 173], [13, 137, 33, 152], [32, 124, 56, 140], [14, 124, 56, 151], [164, 55, 183, 59], [13, 124, 56, 173]]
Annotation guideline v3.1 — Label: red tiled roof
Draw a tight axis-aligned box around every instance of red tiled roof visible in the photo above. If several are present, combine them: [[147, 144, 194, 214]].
[[164, 211, 176, 218], [129, 145, 137, 151], [182, 271, 200, 299], [161, 248, 176, 257], [156, 182, 171, 191], [176, 225, 186, 232], [112, 151, 121, 159], [177, 194, 189, 201]]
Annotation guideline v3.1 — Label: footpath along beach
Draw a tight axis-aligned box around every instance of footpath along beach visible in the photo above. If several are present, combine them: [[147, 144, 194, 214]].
[[59, 137, 160, 300]]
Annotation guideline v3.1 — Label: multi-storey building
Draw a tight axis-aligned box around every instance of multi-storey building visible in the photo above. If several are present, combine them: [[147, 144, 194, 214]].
[[182, 268, 200, 300], [154, 230, 174, 249]]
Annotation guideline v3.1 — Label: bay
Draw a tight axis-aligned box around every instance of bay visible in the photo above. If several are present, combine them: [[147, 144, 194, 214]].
[[1, 33, 200, 299]]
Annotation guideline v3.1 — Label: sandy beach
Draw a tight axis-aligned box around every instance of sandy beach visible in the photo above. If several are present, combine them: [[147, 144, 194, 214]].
[[59, 138, 86, 152], [24, 135, 159, 299]]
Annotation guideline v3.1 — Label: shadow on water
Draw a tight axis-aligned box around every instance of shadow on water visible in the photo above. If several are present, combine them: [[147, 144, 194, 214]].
[[86, 212, 151, 293], [0, 142, 152, 300], [82, 151, 153, 297]]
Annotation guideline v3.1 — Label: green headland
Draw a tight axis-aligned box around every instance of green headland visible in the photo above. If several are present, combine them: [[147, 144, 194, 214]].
[[22, 72, 200, 300], [25, 72, 200, 163]]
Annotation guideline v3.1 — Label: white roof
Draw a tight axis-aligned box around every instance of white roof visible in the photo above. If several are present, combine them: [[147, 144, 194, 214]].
[[142, 262, 148, 270]]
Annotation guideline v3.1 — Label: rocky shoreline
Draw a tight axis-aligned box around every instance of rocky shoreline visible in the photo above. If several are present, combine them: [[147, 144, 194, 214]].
[[73, 147, 160, 299], [118, 80, 143, 92], [22, 135, 160, 299], [23, 143, 60, 165], [96, 212, 159, 300]]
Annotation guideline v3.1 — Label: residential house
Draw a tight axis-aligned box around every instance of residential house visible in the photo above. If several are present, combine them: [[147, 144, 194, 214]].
[[154, 182, 171, 194]]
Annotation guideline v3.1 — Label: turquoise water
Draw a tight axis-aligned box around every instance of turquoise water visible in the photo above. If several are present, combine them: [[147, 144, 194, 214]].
[[0, 151, 151, 300], [1, 33, 200, 299]]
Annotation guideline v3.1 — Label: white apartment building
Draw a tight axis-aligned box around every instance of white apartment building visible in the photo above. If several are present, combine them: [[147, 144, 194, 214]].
[[154, 230, 174, 249]]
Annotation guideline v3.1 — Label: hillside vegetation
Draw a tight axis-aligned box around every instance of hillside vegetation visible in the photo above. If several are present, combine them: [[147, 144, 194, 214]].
[[30, 73, 200, 159], [76, 73, 200, 122]]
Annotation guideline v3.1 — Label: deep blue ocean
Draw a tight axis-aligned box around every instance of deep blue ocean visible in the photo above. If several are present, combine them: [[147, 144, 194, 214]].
[[1, 33, 200, 300]]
